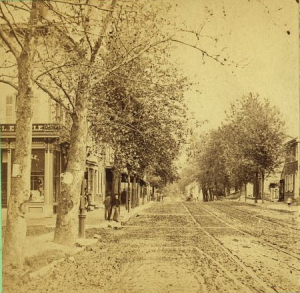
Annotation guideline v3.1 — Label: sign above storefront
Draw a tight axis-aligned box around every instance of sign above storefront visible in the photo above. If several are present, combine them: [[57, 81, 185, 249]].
[[0, 124, 60, 137]]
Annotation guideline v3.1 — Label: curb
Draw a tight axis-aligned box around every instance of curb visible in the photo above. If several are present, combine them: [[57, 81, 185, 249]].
[[23, 202, 153, 281], [228, 199, 300, 213], [28, 257, 66, 280], [249, 203, 299, 213], [120, 202, 154, 225], [25, 240, 96, 281]]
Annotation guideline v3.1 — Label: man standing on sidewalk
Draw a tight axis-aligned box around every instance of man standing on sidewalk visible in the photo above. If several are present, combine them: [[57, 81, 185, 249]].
[[104, 194, 112, 221], [121, 189, 127, 206], [111, 194, 121, 222]]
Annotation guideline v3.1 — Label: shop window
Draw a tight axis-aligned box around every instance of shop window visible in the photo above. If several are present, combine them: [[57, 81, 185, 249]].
[[1, 150, 8, 207], [94, 170, 98, 195], [289, 174, 294, 192], [29, 149, 45, 203], [53, 151, 61, 203], [88, 168, 94, 194]]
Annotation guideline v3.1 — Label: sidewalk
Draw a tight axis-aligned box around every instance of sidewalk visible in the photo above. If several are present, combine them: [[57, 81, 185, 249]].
[[232, 198, 300, 213], [2, 202, 152, 228], [2, 201, 154, 267]]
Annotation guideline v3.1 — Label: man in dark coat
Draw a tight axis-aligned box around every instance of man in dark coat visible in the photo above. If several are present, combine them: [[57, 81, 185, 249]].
[[121, 189, 127, 205], [104, 194, 111, 220], [111, 194, 120, 222]]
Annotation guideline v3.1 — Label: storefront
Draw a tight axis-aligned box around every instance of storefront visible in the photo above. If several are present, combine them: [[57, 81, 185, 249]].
[[1, 124, 61, 217], [85, 154, 105, 207]]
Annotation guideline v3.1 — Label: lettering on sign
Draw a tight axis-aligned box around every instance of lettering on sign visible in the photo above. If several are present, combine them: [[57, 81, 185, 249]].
[[1, 124, 59, 132]]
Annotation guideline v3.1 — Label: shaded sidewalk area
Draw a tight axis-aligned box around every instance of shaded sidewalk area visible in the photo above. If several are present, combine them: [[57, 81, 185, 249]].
[[233, 198, 300, 213], [2, 202, 153, 278], [2, 205, 117, 227]]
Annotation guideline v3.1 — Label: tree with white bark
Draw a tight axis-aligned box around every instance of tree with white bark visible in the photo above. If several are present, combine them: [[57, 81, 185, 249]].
[[0, 1, 48, 268]]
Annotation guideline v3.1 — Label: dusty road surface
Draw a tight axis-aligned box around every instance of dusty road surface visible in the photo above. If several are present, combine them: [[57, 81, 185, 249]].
[[3, 200, 300, 293]]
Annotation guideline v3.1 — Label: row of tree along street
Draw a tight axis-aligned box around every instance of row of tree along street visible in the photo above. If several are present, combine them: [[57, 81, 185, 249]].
[[180, 93, 286, 202], [0, 0, 199, 268]]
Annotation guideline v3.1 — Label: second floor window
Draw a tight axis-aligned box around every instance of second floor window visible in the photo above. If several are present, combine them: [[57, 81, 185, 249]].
[[6, 95, 16, 123], [285, 174, 294, 193]]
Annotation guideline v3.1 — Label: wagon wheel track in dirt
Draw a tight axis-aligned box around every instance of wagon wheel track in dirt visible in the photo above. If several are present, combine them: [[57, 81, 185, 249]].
[[213, 202, 300, 232], [181, 202, 279, 293], [192, 203, 300, 262]]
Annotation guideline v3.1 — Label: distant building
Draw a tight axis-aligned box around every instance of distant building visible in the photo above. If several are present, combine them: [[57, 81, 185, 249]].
[[280, 138, 299, 203], [246, 173, 281, 202], [185, 181, 203, 201]]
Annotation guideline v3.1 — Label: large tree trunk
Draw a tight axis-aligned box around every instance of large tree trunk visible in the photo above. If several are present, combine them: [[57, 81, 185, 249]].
[[255, 172, 259, 203], [127, 173, 131, 212], [142, 185, 145, 205], [261, 172, 265, 204], [208, 188, 214, 201], [132, 175, 136, 208], [202, 188, 208, 202], [118, 172, 121, 198], [3, 2, 40, 268], [53, 0, 117, 245], [152, 186, 155, 201], [54, 75, 88, 245], [136, 178, 140, 207]]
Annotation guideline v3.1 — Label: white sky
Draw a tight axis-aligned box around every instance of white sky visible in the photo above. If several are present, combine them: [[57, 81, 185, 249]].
[[169, 0, 299, 137]]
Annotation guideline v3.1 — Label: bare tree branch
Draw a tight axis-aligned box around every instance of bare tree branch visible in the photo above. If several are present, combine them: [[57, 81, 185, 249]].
[[90, 0, 117, 63], [104, 36, 173, 78], [0, 79, 18, 90], [35, 61, 77, 80], [79, 2, 93, 55], [0, 3, 23, 49], [1, 2, 31, 13], [0, 25, 20, 60], [33, 79, 72, 115], [50, 0, 114, 12], [0, 63, 17, 69], [20, 1, 32, 12], [44, 71, 75, 111], [170, 39, 225, 65], [106, 70, 172, 89]]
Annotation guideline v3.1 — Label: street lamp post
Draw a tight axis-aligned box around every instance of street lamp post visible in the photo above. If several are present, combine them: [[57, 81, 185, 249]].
[[79, 178, 86, 238]]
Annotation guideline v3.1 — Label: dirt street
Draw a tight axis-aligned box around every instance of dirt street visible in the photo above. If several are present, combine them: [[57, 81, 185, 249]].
[[3, 200, 300, 293]]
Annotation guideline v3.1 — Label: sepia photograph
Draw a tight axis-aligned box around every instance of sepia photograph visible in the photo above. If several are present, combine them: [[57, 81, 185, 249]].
[[0, 0, 300, 292]]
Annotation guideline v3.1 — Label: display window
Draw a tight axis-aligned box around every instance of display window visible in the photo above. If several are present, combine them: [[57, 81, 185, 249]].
[[53, 150, 61, 203], [88, 168, 94, 194], [29, 149, 45, 203], [1, 150, 8, 207]]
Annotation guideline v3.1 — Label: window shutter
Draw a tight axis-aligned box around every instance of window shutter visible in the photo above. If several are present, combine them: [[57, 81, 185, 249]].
[[6, 96, 14, 123], [290, 174, 294, 192]]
